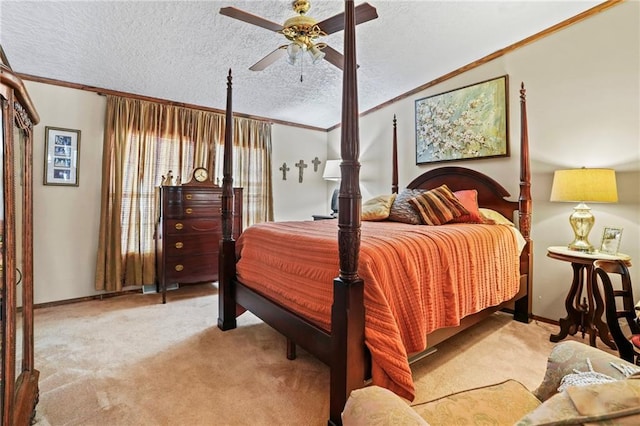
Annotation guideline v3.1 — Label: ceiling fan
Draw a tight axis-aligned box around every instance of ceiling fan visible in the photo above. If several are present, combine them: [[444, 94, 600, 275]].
[[219, 0, 378, 72]]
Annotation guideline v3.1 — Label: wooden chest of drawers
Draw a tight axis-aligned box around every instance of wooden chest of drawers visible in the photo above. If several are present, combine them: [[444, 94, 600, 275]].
[[156, 184, 242, 303]]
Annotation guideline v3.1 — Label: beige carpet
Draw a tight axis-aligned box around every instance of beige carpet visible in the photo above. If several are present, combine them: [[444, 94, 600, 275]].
[[30, 283, 602, 425]]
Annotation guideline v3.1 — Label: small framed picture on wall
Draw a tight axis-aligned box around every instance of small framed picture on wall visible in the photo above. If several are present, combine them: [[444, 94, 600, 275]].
[[600, 226, 623, 255], [44, 126, 80, 186]]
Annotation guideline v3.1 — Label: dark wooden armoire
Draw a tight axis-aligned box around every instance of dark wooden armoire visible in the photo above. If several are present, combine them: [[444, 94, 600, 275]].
[[0, 45, 40, 425]]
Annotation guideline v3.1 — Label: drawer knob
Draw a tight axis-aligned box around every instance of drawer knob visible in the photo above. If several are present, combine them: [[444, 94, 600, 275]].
[[175, 264, 184, 272], [175, 242, 183, 249], [175, 223, 183, 230], [186, 208, 193, 214], [186, 194, 193, 200]]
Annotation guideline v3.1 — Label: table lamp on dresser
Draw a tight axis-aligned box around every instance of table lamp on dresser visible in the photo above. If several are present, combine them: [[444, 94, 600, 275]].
[[550, 167, 618, 253]]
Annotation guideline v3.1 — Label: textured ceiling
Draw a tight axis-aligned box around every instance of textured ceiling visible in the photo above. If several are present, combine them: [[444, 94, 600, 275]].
[[1, 1, 602, 129]]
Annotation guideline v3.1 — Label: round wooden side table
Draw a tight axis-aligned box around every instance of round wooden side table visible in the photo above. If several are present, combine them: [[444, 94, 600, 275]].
[[547, 246, 632, 348]]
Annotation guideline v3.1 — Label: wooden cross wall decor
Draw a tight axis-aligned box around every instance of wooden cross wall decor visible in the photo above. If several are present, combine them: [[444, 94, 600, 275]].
[[295, 159, 307, 183], [279, 162, 290, 180], [312, 157, 321, 172]]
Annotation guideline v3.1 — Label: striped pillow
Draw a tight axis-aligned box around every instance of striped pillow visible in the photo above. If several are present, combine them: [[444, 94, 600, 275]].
[[408, 185, 470, 225]]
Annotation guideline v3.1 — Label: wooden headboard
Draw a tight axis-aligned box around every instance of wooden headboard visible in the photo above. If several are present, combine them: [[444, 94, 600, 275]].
[[407, 166, 517, 224]]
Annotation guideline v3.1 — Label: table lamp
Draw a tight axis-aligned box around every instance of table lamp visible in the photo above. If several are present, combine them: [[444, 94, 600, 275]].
[[550, 168, 618, 252], [322, 160, 341, 216]]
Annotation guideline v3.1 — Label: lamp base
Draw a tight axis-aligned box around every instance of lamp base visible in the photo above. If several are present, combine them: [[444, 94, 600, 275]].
[[567, 202, 595, 253], [567, 240, 594, 253]]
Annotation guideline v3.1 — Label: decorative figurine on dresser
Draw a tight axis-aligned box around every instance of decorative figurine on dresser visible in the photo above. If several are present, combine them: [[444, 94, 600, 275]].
[[1, 45, 40, 425], [155, 167, 242, 303]]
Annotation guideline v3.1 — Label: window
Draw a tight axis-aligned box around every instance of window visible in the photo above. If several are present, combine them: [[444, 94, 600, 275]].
[[96, 97, 272, 292]]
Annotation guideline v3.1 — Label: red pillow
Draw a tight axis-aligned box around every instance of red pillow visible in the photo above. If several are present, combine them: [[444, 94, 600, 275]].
[[450, 189, 484, 223]]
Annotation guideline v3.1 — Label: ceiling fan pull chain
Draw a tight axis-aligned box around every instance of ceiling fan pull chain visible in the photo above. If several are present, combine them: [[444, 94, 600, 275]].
[[300, 57, 304, 82]]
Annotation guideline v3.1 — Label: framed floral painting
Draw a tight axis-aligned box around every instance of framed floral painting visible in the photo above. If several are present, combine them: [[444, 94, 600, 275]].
[[415, 75, 509, 165]]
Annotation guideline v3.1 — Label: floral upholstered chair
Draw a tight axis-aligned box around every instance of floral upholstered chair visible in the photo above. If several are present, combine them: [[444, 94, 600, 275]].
[[342, 340, 640, 425]]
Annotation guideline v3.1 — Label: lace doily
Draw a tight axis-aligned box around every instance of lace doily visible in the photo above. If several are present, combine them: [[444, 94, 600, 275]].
[[610, 361, 640, 377], [558, 358, 617, 392]]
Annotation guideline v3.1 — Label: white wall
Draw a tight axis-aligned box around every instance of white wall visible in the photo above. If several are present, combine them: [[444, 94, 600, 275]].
[[329, 1, 640, 321], [271, 124, 330, 221], [28, 82, 105, 304]]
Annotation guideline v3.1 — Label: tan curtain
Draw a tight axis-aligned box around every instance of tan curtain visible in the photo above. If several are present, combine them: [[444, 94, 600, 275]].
[[96, 96, 272, 292], [215, 117, 273, 228]]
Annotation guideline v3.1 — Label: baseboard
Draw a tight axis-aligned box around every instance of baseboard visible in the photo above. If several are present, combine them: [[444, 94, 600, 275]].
[[142, 282, 179, 294], [34, 289, 142, 310], [531, 315, 558, 326], [34, 282, 208, 310]]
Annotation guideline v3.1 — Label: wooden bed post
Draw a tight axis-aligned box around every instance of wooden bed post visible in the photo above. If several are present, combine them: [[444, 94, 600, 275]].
[[515, 82, 533, 323], [329, 1, 366, 424], [218, 69, 237, 331], [391, 115, 398, 194]]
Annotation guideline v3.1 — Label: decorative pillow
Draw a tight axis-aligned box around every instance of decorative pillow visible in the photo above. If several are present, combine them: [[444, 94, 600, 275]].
[[388, 188, 426, 225], [479, 208, 515, 227], [408, 185, 470, 226], [362, 194, 397, 221], [449, 189, 484, 223]]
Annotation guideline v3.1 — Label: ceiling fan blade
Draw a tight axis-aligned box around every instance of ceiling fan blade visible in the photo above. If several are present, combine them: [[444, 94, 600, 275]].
[[249, 47, 287, 71], [219, 7, 283, 32], [323, 45, 360, 71], [316, 3, 378, 35], [323, 45, 343, 70]]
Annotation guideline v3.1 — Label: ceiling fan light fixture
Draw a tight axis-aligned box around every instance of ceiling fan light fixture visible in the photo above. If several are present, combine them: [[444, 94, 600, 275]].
[[220, 0, 378, 72], [308, 44, 325, 64], [287, 42, 303, 65]]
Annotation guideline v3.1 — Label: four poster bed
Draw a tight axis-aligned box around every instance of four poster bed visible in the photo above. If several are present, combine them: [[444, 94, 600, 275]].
[[217, 3, 532, 425]]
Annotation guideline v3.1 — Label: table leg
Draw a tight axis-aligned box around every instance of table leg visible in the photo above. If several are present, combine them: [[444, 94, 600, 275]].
[[550, 263, 585, 342], [589, 268, 617, 350]]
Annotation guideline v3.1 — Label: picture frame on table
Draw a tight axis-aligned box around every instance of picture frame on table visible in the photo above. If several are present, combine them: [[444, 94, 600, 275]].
[[600, 226, 623, 255], [415, 75, 509, 165], [44, 126, 80, 186]]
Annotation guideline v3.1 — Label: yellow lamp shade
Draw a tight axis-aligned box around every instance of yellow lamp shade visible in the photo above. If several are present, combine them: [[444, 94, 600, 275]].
[[550, 168, 618, 203]]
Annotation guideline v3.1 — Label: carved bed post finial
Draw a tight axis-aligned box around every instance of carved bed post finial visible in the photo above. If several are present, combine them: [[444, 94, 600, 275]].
[[218, 68, 237, 331], [330, 1, 366, 424], [338, 0, 361, 281], [515, 81, 533, 323], [392, 115, 398, 194], [221, 69, 234, 241], [518, 82, 531, 241]]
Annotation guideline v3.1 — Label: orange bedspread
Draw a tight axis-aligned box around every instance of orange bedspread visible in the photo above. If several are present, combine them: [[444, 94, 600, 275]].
[[235, 220, 520, 400]]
